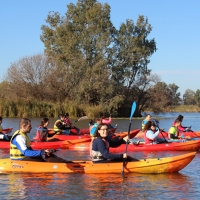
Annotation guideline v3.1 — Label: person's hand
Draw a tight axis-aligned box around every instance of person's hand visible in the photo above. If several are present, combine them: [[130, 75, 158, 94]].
[[123, 153, 127, 158], [45, 149, 55, 156]]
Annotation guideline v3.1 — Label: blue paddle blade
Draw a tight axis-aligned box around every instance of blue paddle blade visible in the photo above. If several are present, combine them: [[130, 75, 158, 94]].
[[130, 101, 136, 119]]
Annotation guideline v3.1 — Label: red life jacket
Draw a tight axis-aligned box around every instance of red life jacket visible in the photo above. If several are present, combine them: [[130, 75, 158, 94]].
[[34, 126, 43, 141], [144, 130, 154, 144]]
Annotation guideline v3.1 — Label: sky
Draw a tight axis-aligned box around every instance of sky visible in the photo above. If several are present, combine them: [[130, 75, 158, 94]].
[[1, 0, 200, 97]]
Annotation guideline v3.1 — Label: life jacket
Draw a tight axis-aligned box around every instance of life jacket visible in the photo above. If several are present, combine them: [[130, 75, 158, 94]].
[[54, 119, 63, 134], [168, 126, 179, 138], [90, 123, 98, 137], [0, 125, 3, 132], [10, 131, 31, 159], [90, 138, 109, 162], [144, 130, 154, 144], [34, 126, 47, 141], [141, 119, 148, 130]]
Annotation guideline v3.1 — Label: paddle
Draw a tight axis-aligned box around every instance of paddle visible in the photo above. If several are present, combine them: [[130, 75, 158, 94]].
[[153, 119, 169, 143], [121, 101, 136, 175], [74, 116, 89, 122]]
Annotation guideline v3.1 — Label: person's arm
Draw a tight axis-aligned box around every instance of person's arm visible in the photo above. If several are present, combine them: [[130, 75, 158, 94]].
[[102, 117, 112, 124], [108, 136, 124, 147], [13, 135, 42, 157], [56, 121, 67, 130], [146, 129, 160, 140], [94, 139, 123, 160]]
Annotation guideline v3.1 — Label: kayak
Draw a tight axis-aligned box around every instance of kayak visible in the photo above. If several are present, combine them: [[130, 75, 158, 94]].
[[0, 152, 195, 174], [68, 139, 200, 152], [2, 127, 13, 134], [0, 138, 91, 150], [135, 130, 200, 139], [51, 129, 140, 141], [48, 127, 117, 135]]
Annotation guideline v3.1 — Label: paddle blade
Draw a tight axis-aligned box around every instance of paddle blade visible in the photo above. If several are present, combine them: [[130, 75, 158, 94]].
[[75, 116, 89, 122], [130, 101, 136, 119]]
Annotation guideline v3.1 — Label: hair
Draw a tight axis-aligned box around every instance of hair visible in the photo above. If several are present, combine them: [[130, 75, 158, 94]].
[[146, 114, 151, 118], [174, 119, 181, 124], [59, 114, 65, 118], [143, 121, 156, 131], [0, 116, 2, 121], [19, 118, 31, 128], [93, 123, 109, 138], [65, 113, 69, 117], [40, 117, 49, 126], [94, 118, 102, 123], [89, 119, 94, 126], [176, 115, 184, 122]]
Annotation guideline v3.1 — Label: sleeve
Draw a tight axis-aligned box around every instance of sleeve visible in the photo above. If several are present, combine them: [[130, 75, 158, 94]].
[[94, 139, 123, 160], [146, 130, 160, 140], [177, 125, 185, 131], [13, 135, 42, 157], [102, 117, 112, 124], [108, 136, 124, 147]]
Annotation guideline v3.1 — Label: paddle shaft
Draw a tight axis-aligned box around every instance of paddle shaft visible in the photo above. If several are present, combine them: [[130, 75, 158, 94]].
[[121, 101, 136, 175]]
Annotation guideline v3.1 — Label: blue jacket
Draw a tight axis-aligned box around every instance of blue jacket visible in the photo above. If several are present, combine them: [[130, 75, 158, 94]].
[[92, 137, 123, 160]]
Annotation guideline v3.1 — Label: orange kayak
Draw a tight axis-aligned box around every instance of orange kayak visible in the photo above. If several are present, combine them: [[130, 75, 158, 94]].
[[0, 152, 195, 174]]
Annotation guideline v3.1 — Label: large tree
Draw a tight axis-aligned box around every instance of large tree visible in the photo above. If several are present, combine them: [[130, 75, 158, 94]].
[[41, 0, 116, 105]]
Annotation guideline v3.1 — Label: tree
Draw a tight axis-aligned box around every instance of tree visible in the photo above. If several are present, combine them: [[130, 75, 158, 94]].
[[183, 89, 195, 105], [194, 89, 200, 106], [5, 53, 61, 102], [40, 0, 116, 105], [111, 16, 157, 99]]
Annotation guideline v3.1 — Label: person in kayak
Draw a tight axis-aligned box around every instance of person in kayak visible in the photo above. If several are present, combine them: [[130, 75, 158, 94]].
[[0, 116, 9, 141], [90, 118, 102, 137], [141, 114, 152, 131], [169, 119, 181, 140], [54, 114, 71, 135], [143, 121, 167, 144], [34, 117, 49, 142], [64, 113, 80, 134], [173, 115, 190, 132], [90, 123, 135, 163], [10, 118, 71, 163], [101, 115, 118, 129]]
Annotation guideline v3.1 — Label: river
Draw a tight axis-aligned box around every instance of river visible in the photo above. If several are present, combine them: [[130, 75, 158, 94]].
[[0, 112, 200, 199]]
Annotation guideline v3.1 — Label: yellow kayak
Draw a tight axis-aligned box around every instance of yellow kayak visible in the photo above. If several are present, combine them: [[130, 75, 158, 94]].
[[0, 152, 196, 174]]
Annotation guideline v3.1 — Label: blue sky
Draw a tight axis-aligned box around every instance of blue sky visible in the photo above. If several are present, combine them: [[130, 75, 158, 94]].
[[1, 0, 200, 96]]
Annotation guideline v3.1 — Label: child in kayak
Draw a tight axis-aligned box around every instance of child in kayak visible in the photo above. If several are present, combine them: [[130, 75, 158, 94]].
[[0, 116, 10, 141], [34, 117, 49, 142], [143, 121, 167, 144], [90, 123, 136, 162], [173, 115, 190, 132], [169, 119, 181, 139]]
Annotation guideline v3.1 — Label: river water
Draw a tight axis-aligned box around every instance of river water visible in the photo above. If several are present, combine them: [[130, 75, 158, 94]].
[[0, 112, 200, 199]]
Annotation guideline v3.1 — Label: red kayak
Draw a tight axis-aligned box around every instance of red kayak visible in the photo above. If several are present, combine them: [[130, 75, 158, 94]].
[[0, 138, 91, 150], [2, 127, 13, 134], [48, 127, 117, 135], [68, 139, 200, 152], [135, 130, 200, 139], [50, 129, 140, 141]]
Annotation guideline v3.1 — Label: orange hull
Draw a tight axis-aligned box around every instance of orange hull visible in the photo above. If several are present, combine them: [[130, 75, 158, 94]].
[[0, 152, 195, 174]]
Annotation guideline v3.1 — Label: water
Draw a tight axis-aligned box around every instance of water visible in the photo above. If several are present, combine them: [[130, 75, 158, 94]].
[[0, 113, 200, 199]]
